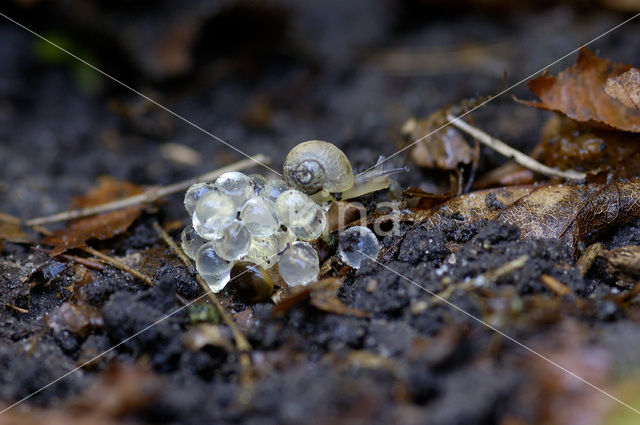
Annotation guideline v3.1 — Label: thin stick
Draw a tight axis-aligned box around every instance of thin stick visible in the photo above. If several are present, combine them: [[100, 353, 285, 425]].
[[29, 220, 154, 286], [27, 155, 269, 226], [152, 222, 253, 355], [82, 246, 155, 287], [446, 114, 586, 181]]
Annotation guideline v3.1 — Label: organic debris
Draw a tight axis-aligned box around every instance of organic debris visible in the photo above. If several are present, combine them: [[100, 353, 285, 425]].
[[43, 178, 145, 256], [521, 48, 640, 132], [604, 67, 640, 111]]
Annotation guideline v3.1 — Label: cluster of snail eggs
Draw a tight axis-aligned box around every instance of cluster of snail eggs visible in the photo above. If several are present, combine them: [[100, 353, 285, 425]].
[[181, 171, 326, 292]]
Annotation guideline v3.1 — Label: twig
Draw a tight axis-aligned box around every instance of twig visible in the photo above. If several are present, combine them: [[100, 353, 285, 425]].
[[82, 246, 154, 287], [152, 221, 253, 379], [26, 219, 154, 286], [446, 114, 586, 181], [5, 303, 28, 313], [26, 155, 269, 226], [540, 274, 573, 296]]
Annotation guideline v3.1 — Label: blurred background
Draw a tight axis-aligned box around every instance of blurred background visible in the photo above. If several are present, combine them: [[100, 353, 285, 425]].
[[1, 0, 639, 220]]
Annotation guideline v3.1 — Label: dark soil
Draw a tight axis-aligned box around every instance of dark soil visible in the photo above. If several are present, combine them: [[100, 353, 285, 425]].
[[1, 1, 640, 424]]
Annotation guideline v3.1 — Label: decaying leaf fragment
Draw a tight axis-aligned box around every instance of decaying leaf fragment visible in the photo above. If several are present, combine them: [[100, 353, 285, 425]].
[[522, 49, 640, 132], [537, 115, 640, 178], [365, 180, 640, 256], [274, 278, 370, 318], [403, 115, 472, 170], [604, 67, 640, 112], [601, 245, 640, 278], [44, 178, 145, 256]]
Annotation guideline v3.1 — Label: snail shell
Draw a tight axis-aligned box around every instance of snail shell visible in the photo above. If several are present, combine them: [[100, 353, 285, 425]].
[[283, 140, 355, 195]]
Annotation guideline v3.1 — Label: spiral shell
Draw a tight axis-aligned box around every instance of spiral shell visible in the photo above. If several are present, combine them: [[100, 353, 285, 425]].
[[283, 140, 355, 195]]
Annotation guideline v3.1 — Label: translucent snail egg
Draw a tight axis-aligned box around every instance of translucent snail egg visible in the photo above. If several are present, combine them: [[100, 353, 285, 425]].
[[240, 197, 279, 237], [214, 172, 254, 210], [275, 189, 318, 229], [278, 241, 319, 286], [338, 226, 379, 269], [289, 203, 326, 241], [200, 269, 232, 293], [261, 179, 288, 202], [245, 235, 279, 269], [184, 182, 215, 216], [211, 220, 251, 261], [180, 224, 205, 260], [193, 191, 236, 239], [195, 242, 233, 292], [249, 174, 267, 196], [273, 225, 296, 252]]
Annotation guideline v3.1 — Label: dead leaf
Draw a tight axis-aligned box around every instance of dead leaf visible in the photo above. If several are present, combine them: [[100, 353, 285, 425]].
[[363, 180, 640, 256], [604, 67, 640, 111], [601, 245, 640, 278], [44, 207, 144, 256], [44, 178, 145, 256], [0, 219, 34, 244], [274, 278, 370, 318], [46, 301, 103, 335], [72, 176, 144, 208], [404, 116, 472, 170], [521, 49, 640, 133], [536, 115, 640, 178], [184, 324, 235, 352], [70, 363, 162, 417]]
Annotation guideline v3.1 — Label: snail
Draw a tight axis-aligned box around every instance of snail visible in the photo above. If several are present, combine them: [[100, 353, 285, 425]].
[[283, 140, 406, 201]]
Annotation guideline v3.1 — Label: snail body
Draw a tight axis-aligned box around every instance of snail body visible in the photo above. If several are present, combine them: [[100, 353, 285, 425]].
[[283, 140, 406, 200]]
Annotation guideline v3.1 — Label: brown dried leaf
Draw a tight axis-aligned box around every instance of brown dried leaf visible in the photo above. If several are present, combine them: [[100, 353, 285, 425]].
[[0, 219, 34, 243], [274, 278, 370, 318], [602, 245, 640, 278], [46, 301, 103, 336], [44, 178, 145, 256], [537, 115, 640, 178], [72, 176, 144, 208], [367, 180, 640, 256], [44, 206, 144, 256], [403, 116, 472, 170], [604, 67, 640, 111], [522, 49, 640, 132], [309, 278, 371, 318], [70, 363, 162, 417]]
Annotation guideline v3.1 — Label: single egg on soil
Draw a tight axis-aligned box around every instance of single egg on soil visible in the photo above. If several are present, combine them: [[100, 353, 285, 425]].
[[211, 220, 251, 261], [193, 191, 236, 239], [338, 226, 379, 269], [214, 172, 254, 210], [240, 197, 279, 237], [278, 241, 319, 286]]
